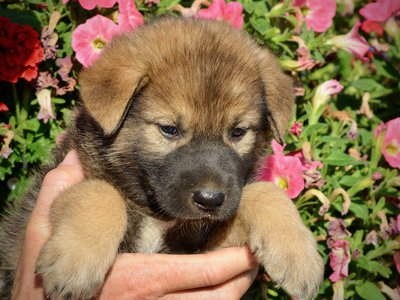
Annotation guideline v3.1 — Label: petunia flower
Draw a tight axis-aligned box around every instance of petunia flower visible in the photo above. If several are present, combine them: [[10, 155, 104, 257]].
[[293, 0, 336, 33], [329, 239, 350, 282], [311, 80, 343, 121], [36, 89, 56, 123], [63, 0, 117, 10], [259, 154, 305, 199], [258, 140, 305, 199], [359, 0, 400, 23], [72, 15, 119, 67], [374, 117, 400, 169], [117, 0, 144, 33], [326, 20, 370, 60], [196, 0, 244, 30]]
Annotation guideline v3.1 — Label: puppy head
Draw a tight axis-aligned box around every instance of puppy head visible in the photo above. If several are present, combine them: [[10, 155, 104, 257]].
[[79, 17, 294, 221]]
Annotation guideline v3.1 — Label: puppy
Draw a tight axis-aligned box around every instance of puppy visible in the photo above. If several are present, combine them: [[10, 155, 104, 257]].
[[0, 17, 324, 299]]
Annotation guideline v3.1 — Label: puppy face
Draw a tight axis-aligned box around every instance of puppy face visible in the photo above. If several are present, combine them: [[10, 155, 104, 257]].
[[78, 17, 294, 222]]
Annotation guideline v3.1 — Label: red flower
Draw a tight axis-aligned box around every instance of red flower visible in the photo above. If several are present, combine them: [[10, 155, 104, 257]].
[[0, 17, 44, 83], [361, 20, 384, 36], [0, 101, 9, 112]]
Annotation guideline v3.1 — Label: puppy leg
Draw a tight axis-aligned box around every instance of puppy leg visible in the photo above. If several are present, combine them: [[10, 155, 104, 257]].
[[208, 181, 324, 300], [36, 179, 127, 300]]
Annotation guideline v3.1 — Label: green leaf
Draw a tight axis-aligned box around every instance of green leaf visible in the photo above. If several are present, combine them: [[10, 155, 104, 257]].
[[339, 175, 368, 187], [357, 257, 391, 278], [302, 123, 328, 137], [349, 201, 369, 221], [355, 282, 386, 300], [325, 152, 365, 166], [253, 1, 268, 17], [0, 8, 42, 30], [241, 0, 256, 13], [250, 17, 269, 35]]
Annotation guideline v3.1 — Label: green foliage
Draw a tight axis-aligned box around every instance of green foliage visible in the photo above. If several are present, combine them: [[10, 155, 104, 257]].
[[0, 0, 399, 299]]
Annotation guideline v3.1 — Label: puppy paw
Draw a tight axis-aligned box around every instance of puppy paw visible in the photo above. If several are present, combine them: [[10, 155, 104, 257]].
[[36, 231, 117, 300], [252, 228, 324, 299], [239, 182, 324, 299]]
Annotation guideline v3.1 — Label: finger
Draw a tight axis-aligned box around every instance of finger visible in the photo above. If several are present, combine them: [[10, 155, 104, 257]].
[[100, 247, 256, 298], [164, 267, 259, 300], [32, 150, 84, 222], [12, 151, 84, 299]]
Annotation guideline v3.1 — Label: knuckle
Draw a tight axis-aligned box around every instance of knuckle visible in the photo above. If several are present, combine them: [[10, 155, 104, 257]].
[[43, 168, 76, 187]]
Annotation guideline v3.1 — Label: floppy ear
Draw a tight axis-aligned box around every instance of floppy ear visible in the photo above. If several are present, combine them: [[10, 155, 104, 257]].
[[78, 37, 147, 136], [257, 49, 294, 144]]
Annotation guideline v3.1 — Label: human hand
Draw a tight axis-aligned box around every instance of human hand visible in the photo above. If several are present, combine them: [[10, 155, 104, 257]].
[[12, 151, 258, 300]]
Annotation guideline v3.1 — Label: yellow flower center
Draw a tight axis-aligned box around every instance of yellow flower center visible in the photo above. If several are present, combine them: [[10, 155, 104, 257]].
[[92, 37, 106, 50], [276, 176, 289, 190], [386, 139, 400, 157]]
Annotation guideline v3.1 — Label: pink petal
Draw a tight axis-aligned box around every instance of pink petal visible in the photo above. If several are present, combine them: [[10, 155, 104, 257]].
[[326, 21, 370, 59], [223, 2, 243, 29], [197, 0, 225, 20], [78, 0, 97, 10], [360, 0, 400, 22], [329, 240, 350, 282], [97, 0, 117, 8], [382, 117, 400, 168], [304, 0, 336, 32], [117, 0, 144, 33]]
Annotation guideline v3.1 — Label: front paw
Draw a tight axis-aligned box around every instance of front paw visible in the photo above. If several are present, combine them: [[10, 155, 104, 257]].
[[252, 227, 324, 300], [36, 231, 117, 300]]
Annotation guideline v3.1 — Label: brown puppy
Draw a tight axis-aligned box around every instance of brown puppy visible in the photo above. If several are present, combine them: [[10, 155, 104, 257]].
[[0, 17, 323, 299]]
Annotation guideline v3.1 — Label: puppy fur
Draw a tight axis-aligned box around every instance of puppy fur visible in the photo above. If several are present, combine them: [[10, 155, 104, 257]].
[[0, 17, 324, 299]]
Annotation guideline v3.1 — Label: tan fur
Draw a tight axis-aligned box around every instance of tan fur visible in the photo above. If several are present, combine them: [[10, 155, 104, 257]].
[[209, 182, 324, 299], [35, 180, 127, 299]]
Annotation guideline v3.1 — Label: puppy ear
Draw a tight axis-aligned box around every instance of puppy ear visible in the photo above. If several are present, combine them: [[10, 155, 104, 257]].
[[257, 49, 294, 144], [78, 37, 147, 136]]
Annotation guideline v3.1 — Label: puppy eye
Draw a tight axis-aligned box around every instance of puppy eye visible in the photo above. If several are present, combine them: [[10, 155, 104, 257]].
[[231, 127, 247, 140], [159, 124, 179, 138]]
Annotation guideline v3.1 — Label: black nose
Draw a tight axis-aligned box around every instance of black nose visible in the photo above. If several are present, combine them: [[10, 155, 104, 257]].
[[193, 191, 225, 211]]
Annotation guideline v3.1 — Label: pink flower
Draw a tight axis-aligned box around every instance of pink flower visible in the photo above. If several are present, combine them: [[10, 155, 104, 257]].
[[312, 80, 343, 109], [329, 240, 350, 282], [293, 0, 336, 33], [64, 0, 117, 10], [196, 0, 244, 30], [394, 252, 400, 273], [259, 140, 305, 199], [118, 0, 144, 33], [326, 21, 370, 60], [72, 15, 118, 67], [290, 121, 302, 137], [359, 0, 400, 23], [374, 117, 400, 168]]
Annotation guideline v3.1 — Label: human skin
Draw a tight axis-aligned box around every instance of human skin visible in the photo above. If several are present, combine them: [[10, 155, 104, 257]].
[[11, 151, 258, 300]]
